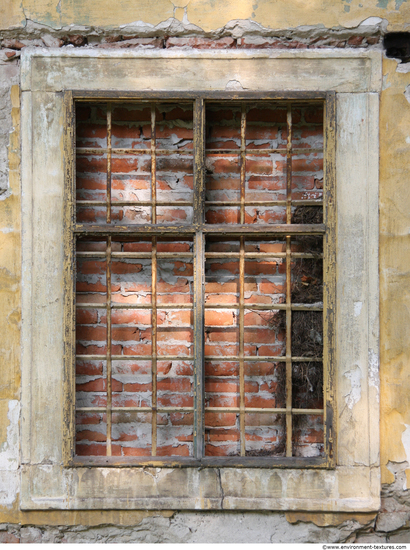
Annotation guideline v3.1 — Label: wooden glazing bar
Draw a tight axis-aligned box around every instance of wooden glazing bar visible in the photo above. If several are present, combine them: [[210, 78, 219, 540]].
[[106, 103, 112, 224], [151, 236, 157, 456], [74, 224, 325, 236], [239, 236, 245, 456], [106, 236, 112, 456], [151, 104, 157, 224], [285, 103, 293, 458]]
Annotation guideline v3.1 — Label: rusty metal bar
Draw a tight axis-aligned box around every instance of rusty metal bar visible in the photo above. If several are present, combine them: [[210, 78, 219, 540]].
[[77, 407, 195, 413], [285, 104, 293, 458], [77, 147, 322, 155], [106, 235, 112, 456], [151, 104, 157, 225], [204, 355, 322, 362], [75, 303, 193, 310], [239, 236, 246, 456], [204, 200, 322, 207], [77, 354, 322, 362], [202, 304, 323, 311], [77, 250, 320, 260], [77, 354, 194, 361], [240, 104, 246, 225], [106, 103, 112, 224], [77, 199, 320, 208], [76, 252, 194, 259], [77, 200, 192, 207], [77, 147, 194, 155], [205, 148, 323, 155], [76, 302, 322, 311], [205, 252, 323, 259], [77, 406, 323, 414], [151, 236, 158, 456]]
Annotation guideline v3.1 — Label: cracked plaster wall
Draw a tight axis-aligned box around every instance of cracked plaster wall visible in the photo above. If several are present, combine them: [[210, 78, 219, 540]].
[[1, 0, 410, 543]]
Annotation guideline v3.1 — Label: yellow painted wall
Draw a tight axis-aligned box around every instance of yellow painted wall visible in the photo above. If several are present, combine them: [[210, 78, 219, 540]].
[[1, 0, 409, 32], [1, 0, 410, 524], [380, 58, 410, 485]]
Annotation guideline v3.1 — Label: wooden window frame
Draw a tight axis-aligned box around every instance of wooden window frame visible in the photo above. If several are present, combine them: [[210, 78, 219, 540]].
[[65, 92, 336, 469]]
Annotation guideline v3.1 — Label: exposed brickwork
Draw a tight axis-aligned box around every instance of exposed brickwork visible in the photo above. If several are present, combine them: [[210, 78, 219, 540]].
[[0, 30, 381, 59], [75, 101, 324, 458]]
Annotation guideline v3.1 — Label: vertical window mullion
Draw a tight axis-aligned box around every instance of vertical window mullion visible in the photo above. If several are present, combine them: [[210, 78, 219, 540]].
[[193, 98, 205, 458]]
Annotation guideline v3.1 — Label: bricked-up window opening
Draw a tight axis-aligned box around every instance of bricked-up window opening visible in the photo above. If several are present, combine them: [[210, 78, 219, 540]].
[[73, 96, 333, 465]]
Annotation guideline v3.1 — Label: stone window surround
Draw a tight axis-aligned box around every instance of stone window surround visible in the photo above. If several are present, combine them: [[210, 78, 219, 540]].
[[20, 47, 381, 512]]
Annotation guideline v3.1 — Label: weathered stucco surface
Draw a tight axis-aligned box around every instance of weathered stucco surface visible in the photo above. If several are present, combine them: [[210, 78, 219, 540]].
[[0, 0, 410, 542], [0, 0, 409, 33], [380, 57, 410, 488]]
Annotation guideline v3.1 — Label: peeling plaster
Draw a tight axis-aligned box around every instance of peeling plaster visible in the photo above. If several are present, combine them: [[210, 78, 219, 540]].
[[0, 400, 19, 471], [0, 401, 20, 510], [397, 62, 410, 73], [354, 301, 363, 316], [401, 425, 410, 484], [404, 85, 410, 104], [225, 79, 245, 91], [368, 349, 380, 402], [344, 365, 362, 409]]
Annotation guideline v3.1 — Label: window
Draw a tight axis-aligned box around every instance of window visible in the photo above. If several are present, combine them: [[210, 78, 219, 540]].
[[71, 96, 334, 466], [21, 48, 380, 511]]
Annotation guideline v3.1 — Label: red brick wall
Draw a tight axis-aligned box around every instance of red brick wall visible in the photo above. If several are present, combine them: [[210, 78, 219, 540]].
[[75, 100, 324, 458]]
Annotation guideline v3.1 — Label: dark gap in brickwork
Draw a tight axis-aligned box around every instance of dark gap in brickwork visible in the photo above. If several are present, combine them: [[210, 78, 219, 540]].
[[384, 33, 410, 62]]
